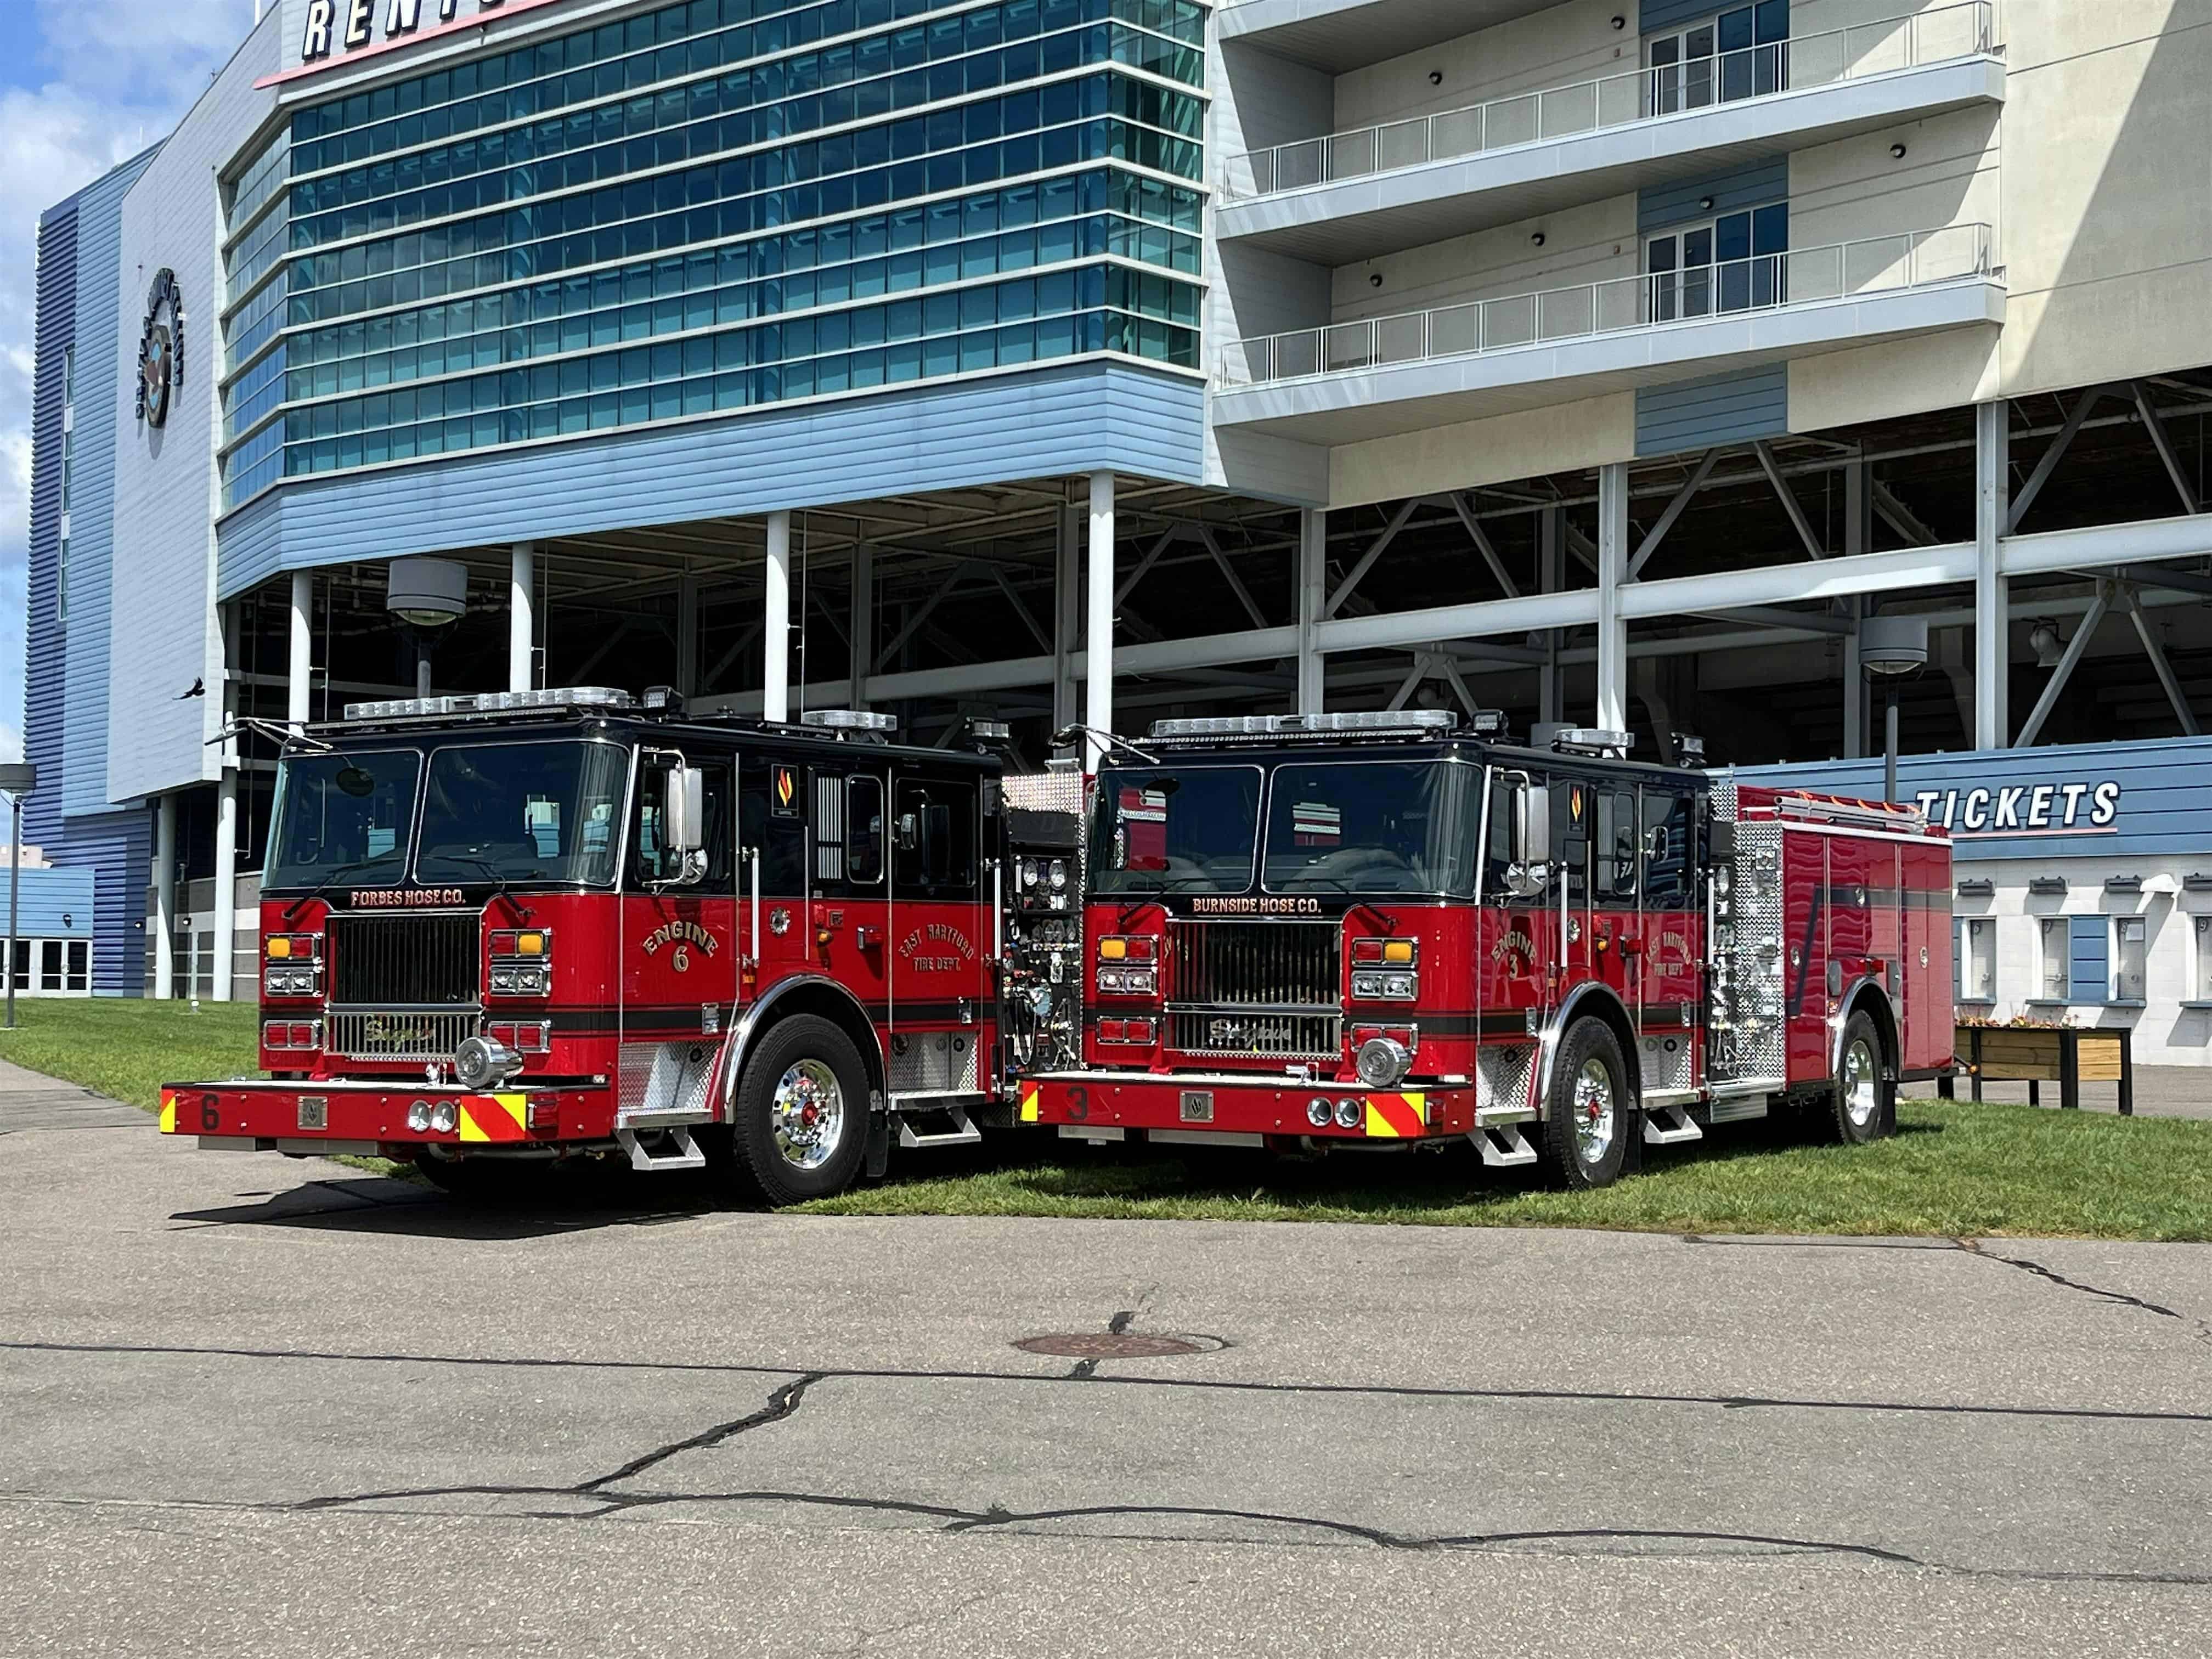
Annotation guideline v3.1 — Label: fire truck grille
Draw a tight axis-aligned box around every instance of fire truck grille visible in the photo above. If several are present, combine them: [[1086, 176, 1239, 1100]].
[[1168, 920, 1341, 1058], [329, 1009, 482, 1062], [1168, 1011, 1341, 1059], [328, 915, 480, 1008], [1171, 920, 1339, 1008]]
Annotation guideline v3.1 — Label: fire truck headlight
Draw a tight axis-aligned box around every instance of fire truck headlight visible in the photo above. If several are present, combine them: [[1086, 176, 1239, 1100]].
[[429, 1101, 460, 1135], [1020, 859, 1039, 889], [1333, 1098, 1363, 1130], [1356, 1036, 1414, 1089], [406, 1101, 433, 1133], [1351, 972, 1382, 1000], [1306, 1097, 1333, 1128], [1383, 973, 1417, 1001], [1048, 859, 1069, 891]]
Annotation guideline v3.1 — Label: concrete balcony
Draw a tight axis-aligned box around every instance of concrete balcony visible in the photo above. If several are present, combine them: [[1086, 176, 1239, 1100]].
[[1218, 0, 1553, 74], [1216, 4, 2003, 264], [1211, 224, 2003, 444]]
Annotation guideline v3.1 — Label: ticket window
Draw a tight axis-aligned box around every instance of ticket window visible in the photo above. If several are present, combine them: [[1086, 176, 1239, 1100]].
[[2114, 916, 2147, 1003], [1956, 917, 1995, 1005]]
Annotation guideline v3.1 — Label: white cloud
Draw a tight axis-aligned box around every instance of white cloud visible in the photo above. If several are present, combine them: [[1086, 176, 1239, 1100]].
[[0, 0, 254, 765]]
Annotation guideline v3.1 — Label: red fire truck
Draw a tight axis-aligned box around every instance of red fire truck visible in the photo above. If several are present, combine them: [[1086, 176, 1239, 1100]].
[[160, 695, 1950, 1198], [1017, 711, 1953, 1188]]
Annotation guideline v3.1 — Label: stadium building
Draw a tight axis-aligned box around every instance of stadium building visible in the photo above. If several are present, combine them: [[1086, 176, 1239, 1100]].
[[21, 0, 2212, 1056]]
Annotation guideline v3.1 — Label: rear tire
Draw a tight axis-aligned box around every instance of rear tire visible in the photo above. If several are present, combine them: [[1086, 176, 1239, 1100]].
[[1542, 1017, 1633, 1189], [1830, 1011, 1893, 1145], [730, 1014, 872, 1206]]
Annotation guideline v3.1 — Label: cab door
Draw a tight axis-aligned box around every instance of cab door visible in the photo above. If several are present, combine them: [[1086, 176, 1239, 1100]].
[[887, 773, 988, 1096], [738, 758, 813, 1004], [1590, 786, 1643, 1013], [807, 765, 891, 1019], [1551, 776, 1599, 1016], [624, 751, 740, 1037], [1636, 787, 1703, 1093]]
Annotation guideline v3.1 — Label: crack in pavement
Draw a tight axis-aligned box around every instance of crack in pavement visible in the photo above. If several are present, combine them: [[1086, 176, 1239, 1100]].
[[293, 1372, 828, 1515], [13, 1488, 2211, 1592], [1953, 1238, 2189, 1322], [1685, 1233, 2204, 1342], [8, 1336, 2206, 1425]]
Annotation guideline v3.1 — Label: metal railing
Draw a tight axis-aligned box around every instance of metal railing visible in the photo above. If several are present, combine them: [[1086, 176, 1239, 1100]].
[[1218, 223, 1995, 389], [1224, 2, 1996, 199]]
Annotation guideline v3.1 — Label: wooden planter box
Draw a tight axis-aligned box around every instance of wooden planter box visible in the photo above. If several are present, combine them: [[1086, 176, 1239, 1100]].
[[1938, 1025, 2134, 1115]]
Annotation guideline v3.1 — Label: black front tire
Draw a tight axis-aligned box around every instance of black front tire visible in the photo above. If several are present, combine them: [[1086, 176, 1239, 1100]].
[[1542, 1017, 1633, 1189], [730, 1014, 872, 1206], [1829, 1010, 1893, 1145]]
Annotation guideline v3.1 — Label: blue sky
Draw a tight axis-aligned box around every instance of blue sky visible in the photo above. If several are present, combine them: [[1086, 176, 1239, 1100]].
[[0, 0, 257, 768]]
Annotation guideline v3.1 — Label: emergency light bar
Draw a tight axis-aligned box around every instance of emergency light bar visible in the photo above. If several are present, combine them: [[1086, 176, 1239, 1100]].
[[343, 686, 633, 720], [800, 708, 898, 733], [1149, 710, 1457, 742], [1550, 727, 1635, 758]]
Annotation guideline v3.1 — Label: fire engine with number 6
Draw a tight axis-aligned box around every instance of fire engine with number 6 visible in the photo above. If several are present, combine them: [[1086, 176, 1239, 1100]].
[[160, 691, 1950, 1198]]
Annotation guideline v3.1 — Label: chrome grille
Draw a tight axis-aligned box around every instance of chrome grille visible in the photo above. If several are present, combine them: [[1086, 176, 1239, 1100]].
[[1167, 919, 1341, 1058], [1171, 919, 1339, 1008], [329, 1008, 481, 1062], [1169, 1011, 1340, 1059], [329, 914, 480, 1007]]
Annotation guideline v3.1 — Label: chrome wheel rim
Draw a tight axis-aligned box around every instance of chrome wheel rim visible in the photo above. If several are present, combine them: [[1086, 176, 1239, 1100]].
[[1572, 1057, 1616, 1165], [772, 1059, 845, 1170], [1843, 1036, 1880, 1128]]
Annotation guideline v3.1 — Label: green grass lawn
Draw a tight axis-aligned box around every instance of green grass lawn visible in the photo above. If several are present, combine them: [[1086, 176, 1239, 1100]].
[[3, 999, 2207, 1239], [0, 998, 260, 1110]]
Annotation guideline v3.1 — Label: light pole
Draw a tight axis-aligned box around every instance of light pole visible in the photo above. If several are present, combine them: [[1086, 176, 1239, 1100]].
[[0, 763, 37, 1029], [1859, 616, 1929, 803]]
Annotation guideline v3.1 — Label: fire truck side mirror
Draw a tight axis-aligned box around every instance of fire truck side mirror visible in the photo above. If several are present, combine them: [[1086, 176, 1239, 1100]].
[[1517, 785, 1552, 867], [664, 764, 707, 857]]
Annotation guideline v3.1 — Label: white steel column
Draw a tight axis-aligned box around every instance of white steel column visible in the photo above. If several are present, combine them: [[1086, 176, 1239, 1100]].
[[509, 542, 535, 693], [211, 604, 238, 1003], [287, 571, 313, 729], [1843, 462, 1871, 758], [212, 777, 238, 1004], [1296, 507, 1326, 714], [1595, 464, 1629, 733], [1085, 472, 1115, 771], [850, 541, 874, 709], [1539, 507, 1564, 725], [763, 510, 792, 723], [1974, 403, 2010, 749], [153, 794, 176, 1000], [1053, 504, 1080, 731]]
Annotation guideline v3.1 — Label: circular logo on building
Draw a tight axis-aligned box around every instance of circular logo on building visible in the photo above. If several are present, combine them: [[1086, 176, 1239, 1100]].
[[137, 268, 184, 427]]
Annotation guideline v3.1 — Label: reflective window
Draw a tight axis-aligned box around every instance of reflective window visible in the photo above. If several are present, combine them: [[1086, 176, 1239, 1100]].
[[416, 742, 630, 886], [265, 748, 422, 890], [1263, 763, 1479, 896]]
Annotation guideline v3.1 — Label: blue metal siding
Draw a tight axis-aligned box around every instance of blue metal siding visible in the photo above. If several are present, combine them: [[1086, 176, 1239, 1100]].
[[0, 866, 95, 938], [1735, 736, 2212, 862], [1638, 159, 1791, 234], [24, 202, 77, 853], [2067, 917, 2110, 1003], [1637, 365, 1788, 455], [59, 151, 157, 823], [218, 362, 1206, 595]]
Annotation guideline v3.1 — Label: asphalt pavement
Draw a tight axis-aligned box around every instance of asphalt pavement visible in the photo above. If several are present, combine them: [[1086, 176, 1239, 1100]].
[[2, 1065, 2209, 1657]]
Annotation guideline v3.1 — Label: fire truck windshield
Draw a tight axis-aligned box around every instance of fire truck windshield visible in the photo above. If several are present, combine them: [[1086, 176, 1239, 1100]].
[[1090, 766, 1261, 894], [1262, 761, 1480, 896], [266, 740, 628, 891], [415, 741, 628, 887], [265, 748, 420, 891]]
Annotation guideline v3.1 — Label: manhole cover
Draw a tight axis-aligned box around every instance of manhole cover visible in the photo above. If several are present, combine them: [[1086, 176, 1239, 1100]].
[[1013, 1333, 1206, 1360]]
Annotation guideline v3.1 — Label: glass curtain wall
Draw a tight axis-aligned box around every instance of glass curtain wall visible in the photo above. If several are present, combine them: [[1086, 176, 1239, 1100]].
[[217, 0, 1209, 510]]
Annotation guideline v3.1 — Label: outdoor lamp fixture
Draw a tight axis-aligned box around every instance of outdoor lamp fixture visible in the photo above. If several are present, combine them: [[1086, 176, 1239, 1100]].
[[1860, 614, 1928, 804], [2029, 619, 2064, 669], [0, 761, 35, 1030], [386, 556, 469, 697]]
